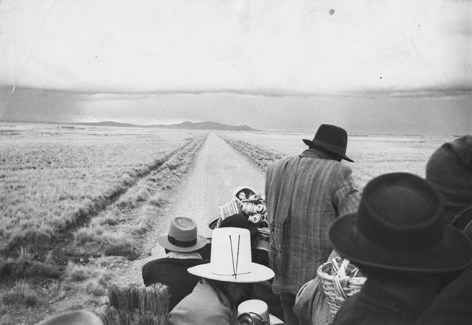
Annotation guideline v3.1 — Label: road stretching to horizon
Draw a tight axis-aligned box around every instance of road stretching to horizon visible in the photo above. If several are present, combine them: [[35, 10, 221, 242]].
[[169, 132, 265, 239]]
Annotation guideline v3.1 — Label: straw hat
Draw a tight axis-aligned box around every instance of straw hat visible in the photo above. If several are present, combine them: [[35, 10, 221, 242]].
[[329, 172, 472, 273], [157, 217, 207, 253], [238, 299, 284, 325], [302, 124, 353, 162], [188, 228, 274, 283], [39, 310, 103, 325]]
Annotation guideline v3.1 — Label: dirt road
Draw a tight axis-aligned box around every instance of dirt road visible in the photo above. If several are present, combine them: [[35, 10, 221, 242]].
[[114, 132, 266, 285], [49, 132, 266, 314], [169, 133, 265, 239]]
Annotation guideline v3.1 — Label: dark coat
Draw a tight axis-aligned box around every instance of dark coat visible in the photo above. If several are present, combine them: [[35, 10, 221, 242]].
[[142, 258, 206, 311], [415, 264, 472, 325], [332, 281, 423, 325]]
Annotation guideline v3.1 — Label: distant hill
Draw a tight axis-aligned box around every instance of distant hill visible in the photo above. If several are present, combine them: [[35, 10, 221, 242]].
[[74, 120, 258, 131], [147, 121, 257, 131], [75, 121, 137, 127]]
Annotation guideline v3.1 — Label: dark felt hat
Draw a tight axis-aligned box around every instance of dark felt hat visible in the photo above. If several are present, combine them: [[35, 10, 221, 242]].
[[219, 213, 258, 236], [157, 217, 207, 253], [329, 172, 472, 274], [303, 124, 353, 162]]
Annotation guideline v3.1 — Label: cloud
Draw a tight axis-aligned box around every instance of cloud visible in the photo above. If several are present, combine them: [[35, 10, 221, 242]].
[[0, 86, 83, 122], [0, 0, 470, 96]]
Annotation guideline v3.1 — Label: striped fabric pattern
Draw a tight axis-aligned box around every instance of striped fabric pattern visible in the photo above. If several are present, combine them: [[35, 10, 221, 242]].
[[219, 198, 242, 220], [266, 149, 360, 295]]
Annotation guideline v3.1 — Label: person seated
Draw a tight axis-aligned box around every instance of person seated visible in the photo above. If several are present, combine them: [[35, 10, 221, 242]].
[[142, 216, 207, 311], [168, 227, 276, 325], [328, 172, 472, 325], [39, 310, 102, 325]]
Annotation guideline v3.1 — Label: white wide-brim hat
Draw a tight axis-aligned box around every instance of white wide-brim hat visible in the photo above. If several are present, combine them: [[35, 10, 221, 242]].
[[188, 227, 274, 283], [238, 299, 284, 324]]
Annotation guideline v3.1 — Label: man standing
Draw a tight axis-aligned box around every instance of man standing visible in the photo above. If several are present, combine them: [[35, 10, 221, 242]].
[[266, 124, 360, 325]]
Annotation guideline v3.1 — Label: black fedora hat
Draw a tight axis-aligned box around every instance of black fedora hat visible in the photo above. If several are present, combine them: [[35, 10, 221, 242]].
[[329, 172, 472, 273], [303, 124, 353, 162]]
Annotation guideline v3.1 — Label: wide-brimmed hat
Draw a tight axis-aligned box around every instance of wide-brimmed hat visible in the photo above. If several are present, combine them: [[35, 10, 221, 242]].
[[238, 300, 284, 325], [329, 172, 472, 273], [39, 310, 103, 325], [303, 124, 353, 162], [188, 227, 274, 283], [157, 217, 207, 253]]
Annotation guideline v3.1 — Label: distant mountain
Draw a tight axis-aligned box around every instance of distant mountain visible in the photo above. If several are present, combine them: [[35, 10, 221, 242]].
[[75, 121, 137, 127], [147, 121, 258, 131], [74, 120, 258, 131]]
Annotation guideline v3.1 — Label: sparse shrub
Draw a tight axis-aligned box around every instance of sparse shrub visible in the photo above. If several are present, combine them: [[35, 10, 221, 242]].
[[66, 262, 106, 282], [86, 279, 107, 297], [136, 188, 150, 202], [2, 281, 40, 307], [104, 242, 139, 260], [131, 221, 149, 236], [5, 228, 53, 253], [74, 225, 105, 244], [149, 194, 166, 207], [44, 280, 66, 302], [121, 173, 134, 186], [116, 196, 137, 211], [1, 259, 61, 281]]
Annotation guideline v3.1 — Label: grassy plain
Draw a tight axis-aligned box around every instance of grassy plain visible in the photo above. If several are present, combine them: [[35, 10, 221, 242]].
[[220, 131, 452, 189], [0, 122, 207, 323], [0, 123, 201, 254]]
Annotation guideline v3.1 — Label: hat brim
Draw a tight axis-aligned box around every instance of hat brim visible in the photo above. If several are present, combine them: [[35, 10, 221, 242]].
[[188, 262, 274, 283], [329, 213, 472, 274], [303, 139, 354, 162], [157, 234, 207, 253], [269, 314, 283, 324]]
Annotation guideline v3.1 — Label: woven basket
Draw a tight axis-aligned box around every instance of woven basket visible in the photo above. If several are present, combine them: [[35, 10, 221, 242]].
[[317, 257, 366, 317]]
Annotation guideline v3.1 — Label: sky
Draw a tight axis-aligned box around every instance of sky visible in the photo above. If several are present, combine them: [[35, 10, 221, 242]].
[[0, 0, 471, 134]]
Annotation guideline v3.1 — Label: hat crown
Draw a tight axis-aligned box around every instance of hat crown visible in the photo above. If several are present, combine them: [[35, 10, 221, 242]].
[[314, 124, 348, 147], [358, 173, 444, 253], [210, 227, 252, 277], [168, 217, 198, 243], [238, 299, 270, 323], [303, 124, 353, 162]]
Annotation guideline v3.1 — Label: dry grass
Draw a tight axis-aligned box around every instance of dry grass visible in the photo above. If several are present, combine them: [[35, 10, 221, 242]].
[[0, 123, 203, 257], [102, 284, 170, 325], [220, 131, 452, 189], [2, 281, 40, 307], [66, 135, 206, 261]]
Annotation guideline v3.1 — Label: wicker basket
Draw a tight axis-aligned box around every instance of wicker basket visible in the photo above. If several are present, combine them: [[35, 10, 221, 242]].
[[317, 256, 366, 317]]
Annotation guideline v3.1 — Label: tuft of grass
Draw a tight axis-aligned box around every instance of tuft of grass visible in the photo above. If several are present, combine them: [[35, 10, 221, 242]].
[[135, 188, 150, 202], [149, 194, 166, 207], [5, 228, 53, 254], [44, 280, 66, 302], [104, 241, 139, 260], [65, 262, 110, 283], [1, 259, 61, 281], [2, 281, 41, 307], [102, 284, 170, 325], [121, 173, 134, 186], [86, 279, 107, 297]]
